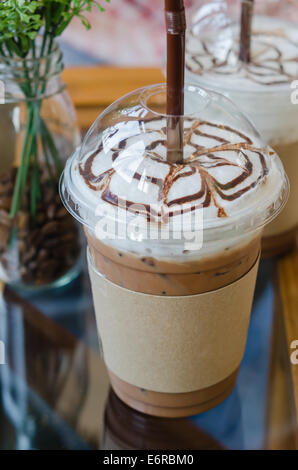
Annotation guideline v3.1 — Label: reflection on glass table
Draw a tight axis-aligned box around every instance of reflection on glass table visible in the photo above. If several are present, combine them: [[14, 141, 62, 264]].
[[0, 257, 296, 450]]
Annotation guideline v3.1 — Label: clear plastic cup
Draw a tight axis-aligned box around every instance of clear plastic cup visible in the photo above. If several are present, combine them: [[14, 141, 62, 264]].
[[60, 83, 288, 417], [185, 0, 298, 256]]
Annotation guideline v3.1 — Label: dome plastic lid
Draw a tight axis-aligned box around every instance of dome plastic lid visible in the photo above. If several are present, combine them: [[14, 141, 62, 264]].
[[60, 83, 288, 245]]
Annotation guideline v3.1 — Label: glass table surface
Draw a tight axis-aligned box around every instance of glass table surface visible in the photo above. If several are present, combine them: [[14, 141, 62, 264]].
[[0, 246, 296, 450]]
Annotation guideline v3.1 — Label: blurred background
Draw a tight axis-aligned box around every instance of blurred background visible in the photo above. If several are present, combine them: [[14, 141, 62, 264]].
[[61, 0, 193, 66], [60, 0, 298, 66]]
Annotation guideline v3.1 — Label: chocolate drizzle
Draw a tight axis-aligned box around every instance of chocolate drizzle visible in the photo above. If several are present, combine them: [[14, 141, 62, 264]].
[[78, 117, 268, 222], [186, 26, 298, 86]]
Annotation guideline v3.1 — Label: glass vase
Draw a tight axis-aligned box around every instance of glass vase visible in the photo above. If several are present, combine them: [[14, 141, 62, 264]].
[[0, 39, 81, 289]]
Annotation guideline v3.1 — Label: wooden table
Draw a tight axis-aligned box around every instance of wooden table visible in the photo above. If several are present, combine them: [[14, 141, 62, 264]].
[[63, 66, 164, 131], [274, 252, 298, 449]]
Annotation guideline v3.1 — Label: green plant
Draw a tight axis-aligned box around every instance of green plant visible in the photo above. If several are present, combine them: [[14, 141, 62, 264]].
[[0, 0, 110, 219]]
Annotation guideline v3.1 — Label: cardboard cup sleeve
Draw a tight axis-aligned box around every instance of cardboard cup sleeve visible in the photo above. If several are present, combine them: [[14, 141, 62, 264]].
[[88, 253, 260, 394]]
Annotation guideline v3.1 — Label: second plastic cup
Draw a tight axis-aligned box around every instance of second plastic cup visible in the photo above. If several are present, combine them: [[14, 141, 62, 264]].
[[185, 0, 298, 256]]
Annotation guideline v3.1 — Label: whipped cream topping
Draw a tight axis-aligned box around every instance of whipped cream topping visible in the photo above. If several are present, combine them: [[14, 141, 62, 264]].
[[71, 113, 284, 233], [63, 105, 287, 258], [186, 15, 298, 88]]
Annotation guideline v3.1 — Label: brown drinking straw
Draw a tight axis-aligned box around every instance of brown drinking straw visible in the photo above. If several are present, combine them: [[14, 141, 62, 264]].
[[239, 0, 255, 63], [165, 0, 186, 164]]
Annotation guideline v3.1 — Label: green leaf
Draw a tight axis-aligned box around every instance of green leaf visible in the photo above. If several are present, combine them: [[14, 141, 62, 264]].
[[0, 0, 110, 219]]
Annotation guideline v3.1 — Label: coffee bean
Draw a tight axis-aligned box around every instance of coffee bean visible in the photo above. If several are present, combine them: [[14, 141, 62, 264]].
[[28, 260, 37, 272], [41, 221, 59, 236], [0, 181, 12, 196], [56, 206, 68, 219], [37, 249, 48, 262], [17, 240, 26, 253], [17, 211, 29, 230], [61, 232, 76, 243], [43, 237, 59, 249], [0, 209, 11, 228], [17, 229, 28, 240], [22, 247, 36, 264], [0, 226, 10, 247]]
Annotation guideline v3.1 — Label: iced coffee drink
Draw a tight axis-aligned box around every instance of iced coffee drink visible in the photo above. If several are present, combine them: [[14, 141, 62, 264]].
[[60, 84, 288, 417], [185, 1, 298, 256]]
